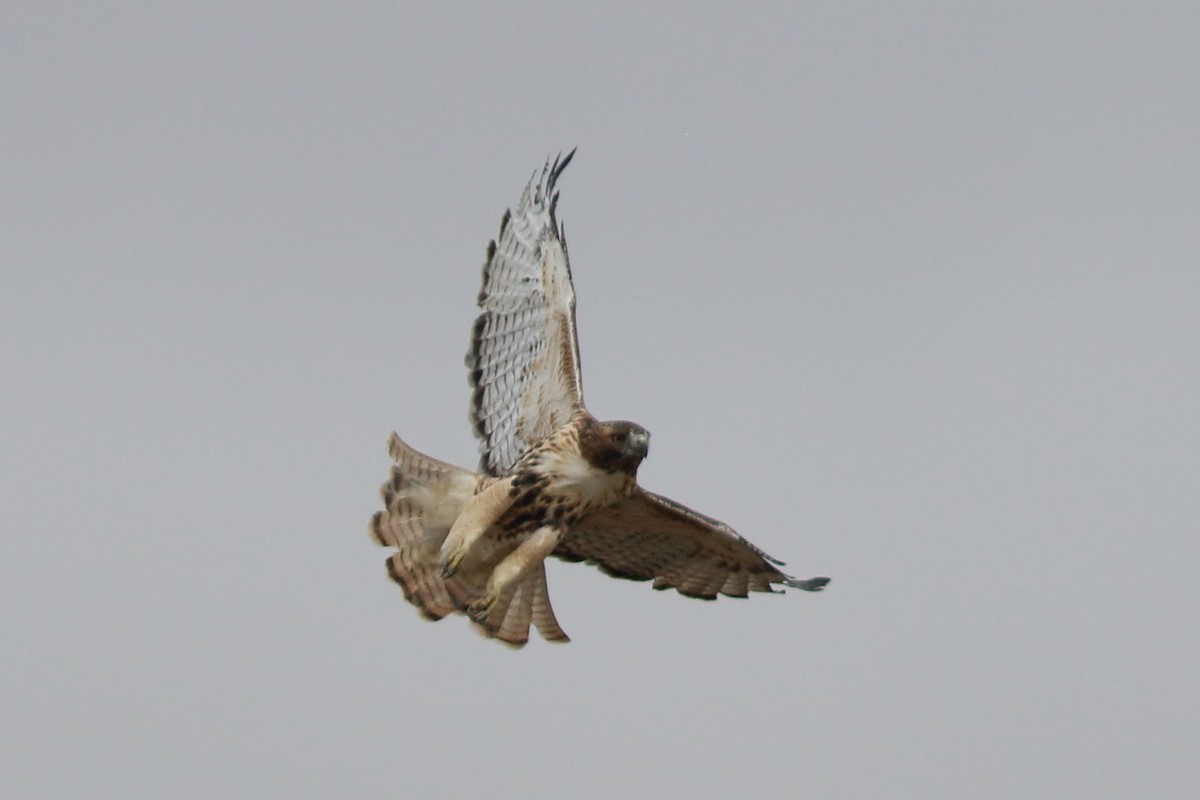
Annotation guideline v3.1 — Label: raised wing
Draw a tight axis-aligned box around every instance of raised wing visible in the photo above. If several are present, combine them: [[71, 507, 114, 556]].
[[467, 151, 585, 476], [554, 490, 830, 599]]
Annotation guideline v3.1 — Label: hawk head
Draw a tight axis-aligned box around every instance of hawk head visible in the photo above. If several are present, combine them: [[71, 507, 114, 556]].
[[580, 418, 650, 475]]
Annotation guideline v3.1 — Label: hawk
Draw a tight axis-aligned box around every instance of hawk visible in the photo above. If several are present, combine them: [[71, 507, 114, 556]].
[[370, 151, 828, 646]]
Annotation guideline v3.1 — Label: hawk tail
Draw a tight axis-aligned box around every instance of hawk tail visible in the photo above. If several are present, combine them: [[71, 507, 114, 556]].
[[484, 561, 570, 647], [370, 433, 568, 646]]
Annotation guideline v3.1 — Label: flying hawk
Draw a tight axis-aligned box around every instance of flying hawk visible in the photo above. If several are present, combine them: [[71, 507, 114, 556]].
[[371, 151, 828, 646]]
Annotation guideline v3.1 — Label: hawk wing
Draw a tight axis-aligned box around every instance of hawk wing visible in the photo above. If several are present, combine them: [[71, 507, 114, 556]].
[[554, 490, 830, 599], [467, 151, 586, 476]]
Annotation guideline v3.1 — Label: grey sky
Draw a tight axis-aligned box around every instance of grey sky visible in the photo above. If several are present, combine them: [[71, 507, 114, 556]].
[[3, 2, 1197, 798]]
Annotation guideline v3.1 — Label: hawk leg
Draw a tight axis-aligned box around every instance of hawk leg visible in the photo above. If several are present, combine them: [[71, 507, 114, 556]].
[[468, 525, 563, 630], [439, 477, 515, 578]]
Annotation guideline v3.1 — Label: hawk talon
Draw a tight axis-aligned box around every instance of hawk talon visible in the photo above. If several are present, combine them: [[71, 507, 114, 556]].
[[467, 593, 498, 627], [441, 549, 466, 579]]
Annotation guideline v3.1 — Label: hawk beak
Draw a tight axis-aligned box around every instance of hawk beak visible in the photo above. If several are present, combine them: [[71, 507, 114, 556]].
[[629, 430, 650, 458]]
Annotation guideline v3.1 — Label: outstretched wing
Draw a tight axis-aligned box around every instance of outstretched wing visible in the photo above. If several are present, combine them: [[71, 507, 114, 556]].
[[554, 490, 830, 599], [467, 151, 585, 476]]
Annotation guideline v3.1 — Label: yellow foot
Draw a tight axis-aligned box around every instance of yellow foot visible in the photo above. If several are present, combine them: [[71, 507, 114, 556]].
[[466, 592, 499, 628], [441, 547, 467, 579]]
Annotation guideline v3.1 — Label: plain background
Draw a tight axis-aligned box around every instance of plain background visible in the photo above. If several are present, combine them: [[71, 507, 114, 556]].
[[4, 3, 1197, 798]]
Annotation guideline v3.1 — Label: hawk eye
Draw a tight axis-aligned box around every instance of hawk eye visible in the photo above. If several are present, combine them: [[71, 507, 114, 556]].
[[613, 431, 626, 443]]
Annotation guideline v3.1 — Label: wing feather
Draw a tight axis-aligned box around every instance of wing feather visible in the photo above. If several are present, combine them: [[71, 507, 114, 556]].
[[467, 151, 586, 476], [554, 490, 830, 598]]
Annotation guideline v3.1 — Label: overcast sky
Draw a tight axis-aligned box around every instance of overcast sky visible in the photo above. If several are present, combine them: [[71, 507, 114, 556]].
[[3, 3, 1198, 798]]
